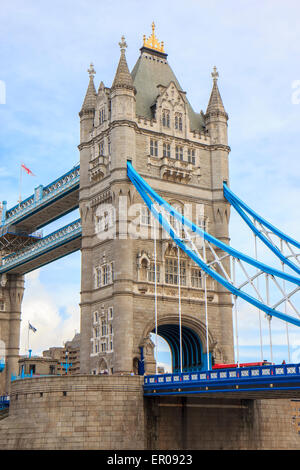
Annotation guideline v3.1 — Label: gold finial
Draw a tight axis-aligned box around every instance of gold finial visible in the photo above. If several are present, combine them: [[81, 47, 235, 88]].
[[143, 22, 165, 53], [211, 66, 219, 82], [119, 35, 127, 52], [87, 63, 96, 78]]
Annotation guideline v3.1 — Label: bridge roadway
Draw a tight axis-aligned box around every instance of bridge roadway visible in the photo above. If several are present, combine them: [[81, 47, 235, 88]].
[[0, 219, 81, 275], [1, 165, 80, 233], [144, 363, 300, 400]]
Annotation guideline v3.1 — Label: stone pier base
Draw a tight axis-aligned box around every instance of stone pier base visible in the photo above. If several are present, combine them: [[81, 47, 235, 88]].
[[0, 375, 298, 450], [0, 375, 145, 450]]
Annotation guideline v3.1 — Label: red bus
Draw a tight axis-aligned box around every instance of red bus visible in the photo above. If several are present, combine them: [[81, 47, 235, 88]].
[[212, 361, 272, 370]]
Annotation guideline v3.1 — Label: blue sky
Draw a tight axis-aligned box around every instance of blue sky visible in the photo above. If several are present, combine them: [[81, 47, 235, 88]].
[[0, 0, 299, 366]]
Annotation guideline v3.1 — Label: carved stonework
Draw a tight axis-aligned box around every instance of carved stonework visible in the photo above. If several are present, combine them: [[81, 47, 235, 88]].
[[89, 155, 109, 183]]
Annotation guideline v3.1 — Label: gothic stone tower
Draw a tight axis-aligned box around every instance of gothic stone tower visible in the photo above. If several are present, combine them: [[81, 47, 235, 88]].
[[79, 25, 234, 375]]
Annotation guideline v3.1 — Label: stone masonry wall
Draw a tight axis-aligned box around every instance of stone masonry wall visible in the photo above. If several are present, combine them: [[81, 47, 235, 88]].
[[0, 375, 299, 450], [0, 375, 145, 450], [146, 396, 299, 450]]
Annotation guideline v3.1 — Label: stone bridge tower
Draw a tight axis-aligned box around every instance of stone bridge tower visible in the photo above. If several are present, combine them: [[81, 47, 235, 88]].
[[79, 25, 234, 376]]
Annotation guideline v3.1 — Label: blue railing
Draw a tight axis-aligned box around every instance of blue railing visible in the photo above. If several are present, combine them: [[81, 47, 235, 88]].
[[1, 165, 80, 227], [0, 219, 81, 273], [144, 363, 300, 395], [0, 395, 10, 410]]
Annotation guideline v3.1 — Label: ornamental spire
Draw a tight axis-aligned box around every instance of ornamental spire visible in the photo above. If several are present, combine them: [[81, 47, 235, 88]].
[[80, 62, 97, 112], [206, 66, 227, 117], [143, 22, 165, 53], [111, 36, 135, 91]]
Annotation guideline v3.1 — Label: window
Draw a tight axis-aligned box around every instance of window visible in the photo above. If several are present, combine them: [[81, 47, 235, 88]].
[[94, 311, 99, 323], [163, 143, 171, 158], [165, 259, 186, 286], [99, 107, 105, 125], [148, 262, 160, 283], [175, 113, 183, 131], [101, 319, 107, 337], [111, 262, 115, 282], [162, 110, 170, 128], [191, 268, 203, 288], [150, 139, 158, 157], [108, 307, 114, 320], [103, 265, 109, 286], [96, 263, 114, 288], [188, 148, 196, 165], [97, 208, 114, 233], [101, 342, 107, 352], [0, 301, 4, 311], [169, 205, 183, 236], [95, 342, 99, 354], [141, 206, 151, 226], [99, 140, 104, 155], [197, 216, 207, 231], [96, 268, 102, 287], [175, 146, 183, 161]]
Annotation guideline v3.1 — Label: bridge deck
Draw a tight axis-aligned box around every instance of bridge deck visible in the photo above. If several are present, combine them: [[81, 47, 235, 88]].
[[0, 219, 81, 275], [1, 165, 79, 233], [144, 363, 300, 400]]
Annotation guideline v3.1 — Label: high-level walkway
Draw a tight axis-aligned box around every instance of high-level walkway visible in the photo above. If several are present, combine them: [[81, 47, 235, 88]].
[[1, 165, 79, 232], [0, 165, 81, 275]]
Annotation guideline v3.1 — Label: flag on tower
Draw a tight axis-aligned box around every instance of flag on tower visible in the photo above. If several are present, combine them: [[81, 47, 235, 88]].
[[21, 163, 35, 176], [28, 323, 37, 333]]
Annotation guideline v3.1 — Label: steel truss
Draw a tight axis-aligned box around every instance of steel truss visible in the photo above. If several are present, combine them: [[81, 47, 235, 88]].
[[127, 161, 300, 329]]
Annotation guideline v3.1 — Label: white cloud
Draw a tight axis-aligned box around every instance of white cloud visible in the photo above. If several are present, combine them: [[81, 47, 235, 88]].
[[20, 269, 80, 356]]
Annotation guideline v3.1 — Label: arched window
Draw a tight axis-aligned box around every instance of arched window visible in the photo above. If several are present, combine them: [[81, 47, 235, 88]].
[[163, 142, 171, 157], [175, 113, 183, 131], [162, 109, 170, 128]]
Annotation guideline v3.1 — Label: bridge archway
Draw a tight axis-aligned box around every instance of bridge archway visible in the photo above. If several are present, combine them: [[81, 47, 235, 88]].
[[143, 315, 215, 373], [152, 324, 203, 372]]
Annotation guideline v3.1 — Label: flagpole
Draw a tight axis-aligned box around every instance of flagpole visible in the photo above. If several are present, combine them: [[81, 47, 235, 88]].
[[19, 163, 22, 204], [28, 321, 30, 356]]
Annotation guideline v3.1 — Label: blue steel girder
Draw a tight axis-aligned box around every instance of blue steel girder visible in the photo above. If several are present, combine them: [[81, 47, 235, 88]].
[[0, 219, 82, 275], [1, 165, 80, 233], [144, 364, 300, 399]]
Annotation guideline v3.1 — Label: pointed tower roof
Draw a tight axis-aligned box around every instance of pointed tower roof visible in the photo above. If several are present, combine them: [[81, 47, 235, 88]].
[[206, 66, 227, 117], [81, 63, 97, 112], [131, 24, 205, 131], [111, 36, 135, 91]]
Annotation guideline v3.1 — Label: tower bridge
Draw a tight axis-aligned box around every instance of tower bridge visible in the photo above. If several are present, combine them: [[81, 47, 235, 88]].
[[0, 25, 299, 449]]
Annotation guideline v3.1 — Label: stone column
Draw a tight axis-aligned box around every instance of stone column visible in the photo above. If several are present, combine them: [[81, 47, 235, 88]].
[[0, 274, 25, 394]]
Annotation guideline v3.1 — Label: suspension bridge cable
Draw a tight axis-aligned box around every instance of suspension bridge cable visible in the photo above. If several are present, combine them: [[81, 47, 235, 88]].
[[265, 273, 273, 363], [202, 234, 210, 371], [154, 218, 158, 374], [177, 245, 183, 373], [127, 162, 300, 286], [254, 230, 264, 361], [223, 183, 300, 275], [281, 238, 291, 363], [127, 162, 300, 328], [232, 258, 240, 365]]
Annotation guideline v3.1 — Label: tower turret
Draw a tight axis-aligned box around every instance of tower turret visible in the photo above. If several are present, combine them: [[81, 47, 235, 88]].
[[79, 63, 97, 143], [110, 36, 136, 170], [205, 66, 228, 146]]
